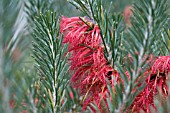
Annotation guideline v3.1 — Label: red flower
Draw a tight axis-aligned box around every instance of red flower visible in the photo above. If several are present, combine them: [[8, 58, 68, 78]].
[[69, 91, 74, 99], [123, 5, 133, 26], [60, 16, 119, 111], [60, 16, 101, 51], [129, 55, 170, 113]]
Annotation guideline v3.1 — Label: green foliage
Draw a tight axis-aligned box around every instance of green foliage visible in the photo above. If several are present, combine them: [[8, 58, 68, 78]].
[[25, 0, 83, 112], [0, 0, 170, 113], [32, 11, 70, 113], [0, 0, 20, 44], [25, 0, 57, 21], [112, 0, 170, 112], [157, 23, 170, 55], [25, 0, 80, 22], [0, 0, 29, 112], [69, 0, 170, 112], [108, 13, 125, 67]]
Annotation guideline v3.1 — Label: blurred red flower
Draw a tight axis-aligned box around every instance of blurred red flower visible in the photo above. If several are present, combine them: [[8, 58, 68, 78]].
[[123, 5, 133, 26]]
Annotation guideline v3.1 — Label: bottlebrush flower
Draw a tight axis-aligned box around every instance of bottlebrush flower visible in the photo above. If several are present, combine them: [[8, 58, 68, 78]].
[[60, 16, 119, 111], [60, 16, 101, 51], [129, 55, 170, 113]]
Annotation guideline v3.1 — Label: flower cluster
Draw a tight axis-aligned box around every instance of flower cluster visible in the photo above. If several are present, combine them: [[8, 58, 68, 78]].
[[60, 16, 119, 111], [129, 55, 170, 113], [60, 16, 169, 113]]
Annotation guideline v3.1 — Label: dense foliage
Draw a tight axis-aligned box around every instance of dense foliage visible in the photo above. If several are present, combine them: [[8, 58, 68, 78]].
[[0, 0, 170, 113]]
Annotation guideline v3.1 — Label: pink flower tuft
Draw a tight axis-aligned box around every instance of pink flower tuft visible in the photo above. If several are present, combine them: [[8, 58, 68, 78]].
[[60, 16, 101, 51], [129, 55, 170, 113], [60, 16, 119, 111]]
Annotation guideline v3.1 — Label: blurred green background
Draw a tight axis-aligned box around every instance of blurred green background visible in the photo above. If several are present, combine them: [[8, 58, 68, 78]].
[[60, 0, 134, 16], [60, 0, 170, 16]]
